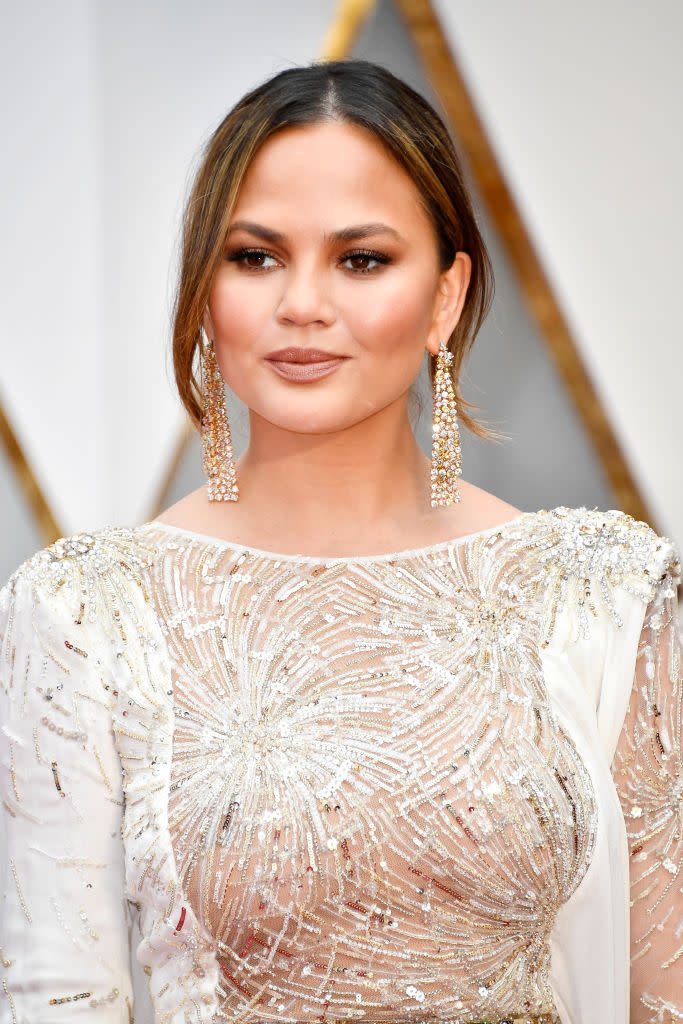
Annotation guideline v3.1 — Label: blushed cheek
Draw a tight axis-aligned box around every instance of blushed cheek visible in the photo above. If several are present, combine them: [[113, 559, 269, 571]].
[[348, 287, 433, 356], [208, 282, 270, 353]]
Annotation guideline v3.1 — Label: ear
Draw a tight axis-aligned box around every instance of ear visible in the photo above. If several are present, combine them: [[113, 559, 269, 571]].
[[425, 251, 472, 356]]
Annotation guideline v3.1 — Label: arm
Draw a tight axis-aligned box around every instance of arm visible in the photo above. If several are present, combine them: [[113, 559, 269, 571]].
[[0, 568, 135, 1022], [612, 552, 683, 1023]]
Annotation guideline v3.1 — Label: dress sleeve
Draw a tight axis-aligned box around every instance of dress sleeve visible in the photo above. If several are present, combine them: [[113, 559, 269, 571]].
[[0, 566, 136, 1022], [612, 543, 683, 1023]]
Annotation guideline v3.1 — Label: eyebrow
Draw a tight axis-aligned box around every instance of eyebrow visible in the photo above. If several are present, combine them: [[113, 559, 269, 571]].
[[225, 220, 405, 244]]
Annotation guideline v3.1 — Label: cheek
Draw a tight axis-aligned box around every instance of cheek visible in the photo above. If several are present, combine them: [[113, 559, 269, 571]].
[[345, 277, 435, 356], [208, 277, 269, 349]]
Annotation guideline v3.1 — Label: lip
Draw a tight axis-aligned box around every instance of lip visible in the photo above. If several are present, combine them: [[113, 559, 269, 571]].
[[265, 347, 346, 363], [266, 357, 346, 382]]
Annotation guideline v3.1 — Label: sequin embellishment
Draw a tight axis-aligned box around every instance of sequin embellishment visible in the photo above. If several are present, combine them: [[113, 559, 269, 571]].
[[3, 506, 680, 1023], [138, 514, 600, 1022]]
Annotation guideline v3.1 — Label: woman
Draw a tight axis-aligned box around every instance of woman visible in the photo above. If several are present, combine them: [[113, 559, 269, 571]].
[[0, 59, 680, 1024]]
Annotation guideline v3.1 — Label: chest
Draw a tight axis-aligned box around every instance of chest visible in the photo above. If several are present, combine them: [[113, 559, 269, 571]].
[[157, 550, 596, 949]]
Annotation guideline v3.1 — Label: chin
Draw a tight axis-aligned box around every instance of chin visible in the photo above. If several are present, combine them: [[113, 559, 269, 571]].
[[257, 407, 358, 435]]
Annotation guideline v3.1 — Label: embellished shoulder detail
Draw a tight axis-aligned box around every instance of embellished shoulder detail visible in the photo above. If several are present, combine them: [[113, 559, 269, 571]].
[[520, 506, 681, 645], [5, 526, 159, 632]]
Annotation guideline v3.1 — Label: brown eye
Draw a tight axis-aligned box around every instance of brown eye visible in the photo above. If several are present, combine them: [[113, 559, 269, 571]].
[[244, 252, 266, 268], [347, 255, 376, 271], [226, 248, 278, 270], [342, 250, 391, 274]]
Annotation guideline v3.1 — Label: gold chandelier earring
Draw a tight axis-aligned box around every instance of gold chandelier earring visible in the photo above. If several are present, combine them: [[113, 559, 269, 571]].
[[200, 334, 239, 502], [430, 340, 462, 506]]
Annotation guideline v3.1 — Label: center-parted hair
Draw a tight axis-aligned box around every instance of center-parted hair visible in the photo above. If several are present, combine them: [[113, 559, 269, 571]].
[[173, 59, 495, 438]]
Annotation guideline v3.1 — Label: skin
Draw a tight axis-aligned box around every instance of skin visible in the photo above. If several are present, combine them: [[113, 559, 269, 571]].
[[158, 120, 520, 556]]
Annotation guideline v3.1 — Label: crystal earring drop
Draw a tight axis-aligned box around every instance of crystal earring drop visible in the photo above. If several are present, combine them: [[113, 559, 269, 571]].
[[200, 336, 239, 501], [430, 340, 462, 506]]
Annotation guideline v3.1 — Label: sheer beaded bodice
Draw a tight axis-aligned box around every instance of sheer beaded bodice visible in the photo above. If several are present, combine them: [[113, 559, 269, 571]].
[[142, 515, 598, 1023]]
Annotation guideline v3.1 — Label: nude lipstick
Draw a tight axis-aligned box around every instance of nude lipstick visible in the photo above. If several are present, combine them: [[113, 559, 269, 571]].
[[265, 347, 348, 382]]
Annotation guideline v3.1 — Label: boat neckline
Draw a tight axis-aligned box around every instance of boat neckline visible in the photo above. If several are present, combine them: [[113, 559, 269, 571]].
[[140, 511, 534, 566]]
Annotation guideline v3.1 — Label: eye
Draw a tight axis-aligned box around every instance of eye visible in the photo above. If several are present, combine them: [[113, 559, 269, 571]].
[[341, 249, 391, 274], [224, 246, 391, 274], [225, 247, 279, 271]]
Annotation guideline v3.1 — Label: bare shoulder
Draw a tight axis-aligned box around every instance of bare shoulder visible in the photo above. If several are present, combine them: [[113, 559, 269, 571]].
[[153, 486, 206, 528], [152, 485, 253, 539], [454, 480, 523, 533]]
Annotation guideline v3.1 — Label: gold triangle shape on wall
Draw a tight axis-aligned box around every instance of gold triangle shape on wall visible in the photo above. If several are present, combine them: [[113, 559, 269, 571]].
[[0, 398, 63, 544]]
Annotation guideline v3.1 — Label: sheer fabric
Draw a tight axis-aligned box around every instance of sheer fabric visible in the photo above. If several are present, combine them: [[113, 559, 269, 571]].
[[612, 555, 682, 1022], [0, 506, 680, 1024]]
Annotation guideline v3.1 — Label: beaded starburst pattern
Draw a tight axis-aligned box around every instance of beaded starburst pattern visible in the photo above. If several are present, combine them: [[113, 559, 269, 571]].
[[1, 504, 680, 1024], [139, 512, 601, 1023]]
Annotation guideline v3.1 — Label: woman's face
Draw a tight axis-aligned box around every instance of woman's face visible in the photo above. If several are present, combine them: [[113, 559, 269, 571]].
[[205, 120, 470, 435]]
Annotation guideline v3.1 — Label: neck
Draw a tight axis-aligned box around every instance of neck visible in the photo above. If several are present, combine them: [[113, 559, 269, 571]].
[[235, 403, 432, 540]]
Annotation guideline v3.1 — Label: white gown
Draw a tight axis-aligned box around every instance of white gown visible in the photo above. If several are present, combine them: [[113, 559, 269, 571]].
[[0, 505, 681, 1024]]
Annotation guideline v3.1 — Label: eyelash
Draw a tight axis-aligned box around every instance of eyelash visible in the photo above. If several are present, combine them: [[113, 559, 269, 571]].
[[225, 247, 391, 275]]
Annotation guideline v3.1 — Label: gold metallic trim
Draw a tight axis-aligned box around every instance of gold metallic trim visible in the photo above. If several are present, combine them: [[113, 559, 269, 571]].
[[0, 398, 63, 544], [394, 0, 653, 526], [150, 0, 379, 520], [320, 0, 378, 60]]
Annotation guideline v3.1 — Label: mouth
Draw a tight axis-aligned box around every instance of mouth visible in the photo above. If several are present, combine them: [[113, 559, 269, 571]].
[[265, 347, 347, 363], [264, 349, 348, 383]]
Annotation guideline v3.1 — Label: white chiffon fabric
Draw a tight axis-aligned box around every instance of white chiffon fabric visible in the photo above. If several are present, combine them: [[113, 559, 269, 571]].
[[544, 582, 639, 1024], [0, 506, 680, 1024]]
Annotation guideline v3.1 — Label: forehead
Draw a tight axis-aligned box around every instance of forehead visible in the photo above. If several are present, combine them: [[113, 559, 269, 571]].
[[231, 120, 429, 230]]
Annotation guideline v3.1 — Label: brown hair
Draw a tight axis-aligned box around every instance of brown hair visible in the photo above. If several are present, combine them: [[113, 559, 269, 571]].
[[173, 58, 496, 439]]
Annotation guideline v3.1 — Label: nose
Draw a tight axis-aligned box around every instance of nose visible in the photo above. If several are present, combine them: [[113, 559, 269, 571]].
[[275, 259, 335, 327]]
